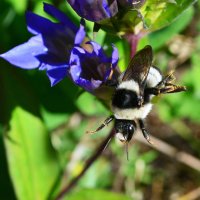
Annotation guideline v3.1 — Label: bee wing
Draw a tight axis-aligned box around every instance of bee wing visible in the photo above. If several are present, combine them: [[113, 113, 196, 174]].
[[121, 45, 153, 87]]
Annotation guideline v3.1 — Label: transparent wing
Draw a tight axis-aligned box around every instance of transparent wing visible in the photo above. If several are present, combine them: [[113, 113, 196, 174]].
[[121, 45, 153, 87]]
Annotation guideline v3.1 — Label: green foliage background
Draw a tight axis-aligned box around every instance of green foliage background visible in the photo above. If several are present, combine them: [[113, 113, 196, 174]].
[[0, 0, 200, 199]]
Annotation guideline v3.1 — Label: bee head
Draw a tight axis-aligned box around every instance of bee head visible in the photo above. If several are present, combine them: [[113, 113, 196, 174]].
[[115, 119, 136, 142]]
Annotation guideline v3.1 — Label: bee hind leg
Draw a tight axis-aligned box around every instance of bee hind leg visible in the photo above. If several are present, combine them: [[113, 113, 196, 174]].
[[86, 115, 114, 134], [138, 119, 153, 145]]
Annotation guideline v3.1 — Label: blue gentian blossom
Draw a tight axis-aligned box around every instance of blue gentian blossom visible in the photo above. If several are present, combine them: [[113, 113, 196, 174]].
[[1, 3, 119, 92], [1, 3, 84, 86], [69, 42, 119, 92], [67, 0, 119, 22], [67, 0, 146, 22]]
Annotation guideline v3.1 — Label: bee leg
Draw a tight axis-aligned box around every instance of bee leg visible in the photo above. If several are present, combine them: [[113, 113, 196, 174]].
[[160, 84, 186, 94], [104, 67, 118, 87], [155, 71, 186, 94], [145, 87, 160, 96], [145, 84, 186, 96], [157, 71, 176, 88], [108, 67, 114, 80], [138, 119, 153, 145], [86, 115, 114, 134]]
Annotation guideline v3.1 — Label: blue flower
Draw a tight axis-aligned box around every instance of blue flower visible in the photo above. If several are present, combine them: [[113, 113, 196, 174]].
[[0, 3, 85, 86], [67, 0, 146, 22], [1, 3, 119, 92], [67, 0, 119, 22], [69, 42, 119, 92]]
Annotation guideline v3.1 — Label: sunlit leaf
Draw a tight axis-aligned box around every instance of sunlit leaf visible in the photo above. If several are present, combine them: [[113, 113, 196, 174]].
[[6, 0, 27, 13], [98, 0, 196, 36], [148, 6, 194, 50], [4, 107, 60, 200], [141, 0, 197, 31]]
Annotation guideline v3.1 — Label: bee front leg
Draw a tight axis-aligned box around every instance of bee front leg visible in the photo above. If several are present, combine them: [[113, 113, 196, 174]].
[[149, 84, 186, 95], [144, 87, 160, 96], [159, 83, 186, 94], [86, 115, 114, 134], [145, 84, 186, 96], [138, 119, 153, 145], [155, 71, 186, 94]]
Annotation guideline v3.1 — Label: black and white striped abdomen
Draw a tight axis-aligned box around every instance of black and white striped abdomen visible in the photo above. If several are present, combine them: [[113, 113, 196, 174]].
[[111, 79, 152, 120]]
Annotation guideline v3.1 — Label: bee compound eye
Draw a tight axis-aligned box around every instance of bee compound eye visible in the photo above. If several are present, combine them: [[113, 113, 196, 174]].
[[125, 124, 135, 142], [127, 124, 134, 133]]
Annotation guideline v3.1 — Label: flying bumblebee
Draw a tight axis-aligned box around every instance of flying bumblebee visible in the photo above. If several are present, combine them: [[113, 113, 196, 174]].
[[87, 45, 186, 146]]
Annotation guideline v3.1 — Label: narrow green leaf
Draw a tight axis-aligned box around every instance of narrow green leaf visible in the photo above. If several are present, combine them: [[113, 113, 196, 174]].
[[4, 107, 60, 200]]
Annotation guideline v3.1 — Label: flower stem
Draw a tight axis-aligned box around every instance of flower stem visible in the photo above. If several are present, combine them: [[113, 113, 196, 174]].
[[124, 31, 146, 58]]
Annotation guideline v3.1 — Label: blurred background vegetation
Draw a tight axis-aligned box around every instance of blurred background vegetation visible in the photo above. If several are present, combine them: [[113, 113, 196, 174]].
[[0, 0, 200, 200]]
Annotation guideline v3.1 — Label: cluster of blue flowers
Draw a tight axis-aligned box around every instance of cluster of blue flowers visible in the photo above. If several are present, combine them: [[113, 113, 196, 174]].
[[1, 1, 146, 93], [3, 0, 145, 93], [0, 3, 118, 93]]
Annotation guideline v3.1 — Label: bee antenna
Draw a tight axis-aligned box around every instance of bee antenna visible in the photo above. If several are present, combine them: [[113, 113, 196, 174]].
[[125, 142, 129, 161], [103, 138, 112, 152]]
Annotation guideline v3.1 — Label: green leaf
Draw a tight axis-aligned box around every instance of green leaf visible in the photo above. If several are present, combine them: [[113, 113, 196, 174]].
[[142, 0, 197, 31], [148, 6, 194, 50], [98, 0, 196, 36], [67, 189, 131, 200], [6, 0, 27, 13], [4, 107, 60, 200]]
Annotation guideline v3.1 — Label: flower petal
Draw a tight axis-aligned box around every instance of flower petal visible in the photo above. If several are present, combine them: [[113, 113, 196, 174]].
[[76, 77, 102, 92], [26, 11, 58, 35], [36, 53, 67, 66], [0, 35, 46, 69], [74, 19, 86, 45], [111, 44, 119, 67], [46, 65, 68, 86], [88, 41, 107, 61], [43, 3, 77, 32], [70, 64, 81, 82]]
